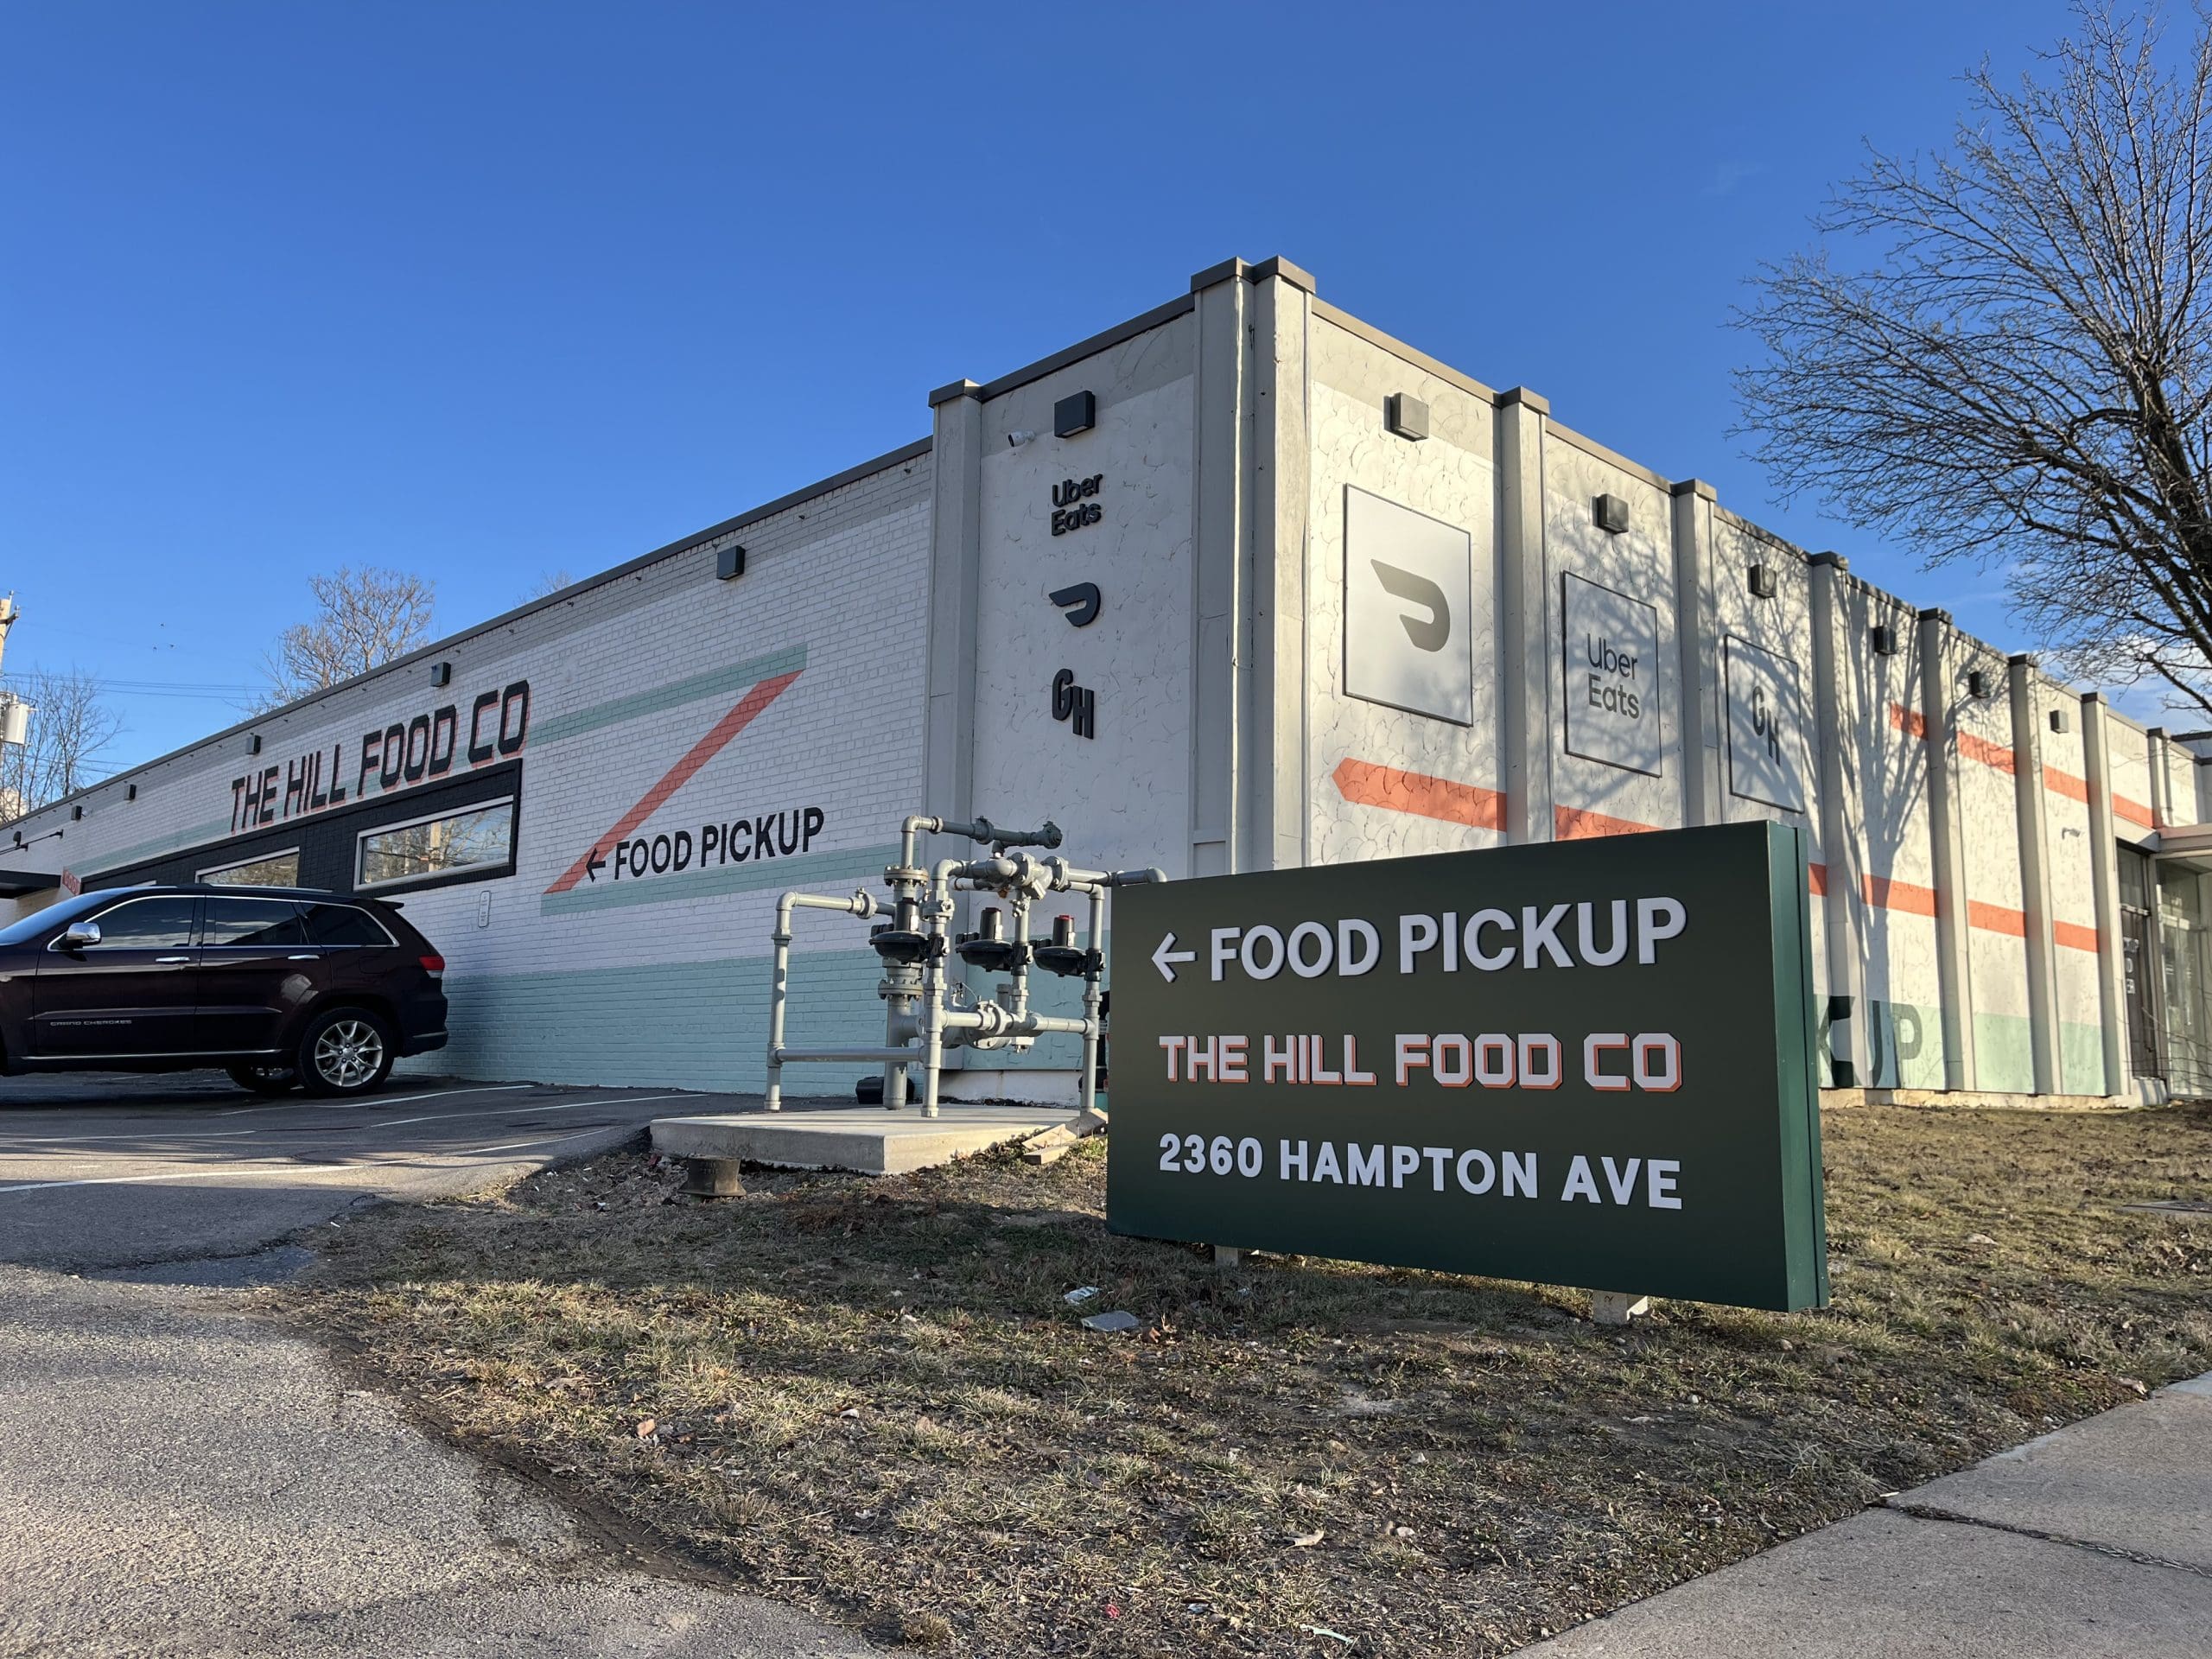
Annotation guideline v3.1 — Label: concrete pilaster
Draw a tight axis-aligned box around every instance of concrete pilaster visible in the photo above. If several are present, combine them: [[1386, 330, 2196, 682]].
[[2010, 657, 2062, 1096], [1669, 479, 1721, 828], [1189, 262, 1249, 878], [1808, 555, 1866, 1084], [1243, 262, 1314, 872], [2081, 693, 2131, 1094], [1917, 610, 1975, 1090], [923, 381, 984, 829], [2148, 728, 2172, 829], [1497, 388, 1553, 844]]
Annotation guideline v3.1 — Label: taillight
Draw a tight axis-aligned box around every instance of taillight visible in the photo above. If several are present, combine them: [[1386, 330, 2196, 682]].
[[420, 954, 445, 976]]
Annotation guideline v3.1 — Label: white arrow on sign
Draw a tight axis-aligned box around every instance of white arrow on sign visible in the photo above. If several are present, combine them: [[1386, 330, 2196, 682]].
[[1151, 931, 1197, 982]]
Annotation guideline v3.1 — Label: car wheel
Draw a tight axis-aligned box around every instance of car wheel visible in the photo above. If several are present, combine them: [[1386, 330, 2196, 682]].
[[226, 1063, 300, 1096], [296, 1007, 397, 1097]]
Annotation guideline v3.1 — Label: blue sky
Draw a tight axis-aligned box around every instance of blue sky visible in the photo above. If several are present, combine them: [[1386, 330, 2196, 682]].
[[3, 1, 2097, 773]]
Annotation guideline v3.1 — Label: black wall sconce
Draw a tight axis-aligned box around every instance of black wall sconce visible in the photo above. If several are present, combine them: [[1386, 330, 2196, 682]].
[[1871, 624, 1897, 657], [247, 734, 263, 755], [717, 543, 747, 581], [430, 661, 452, 687], [126, 784, 137, 801], [2050, 708, 2070, 734], [1593, 493, 1630, 534], [1054, 390, 1096, 438], [1748, 563, 1778, 599], [71, 804, 83, 821], [1384, 393, 1427, 442], [1967, 670, 1990, 698]]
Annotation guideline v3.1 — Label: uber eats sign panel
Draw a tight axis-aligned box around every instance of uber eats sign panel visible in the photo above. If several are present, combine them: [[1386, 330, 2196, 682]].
[[1109, 822, 1828, 1313]]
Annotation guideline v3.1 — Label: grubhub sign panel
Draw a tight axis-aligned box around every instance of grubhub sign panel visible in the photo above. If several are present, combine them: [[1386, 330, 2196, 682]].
[[1109, 821, 1829, 1312]]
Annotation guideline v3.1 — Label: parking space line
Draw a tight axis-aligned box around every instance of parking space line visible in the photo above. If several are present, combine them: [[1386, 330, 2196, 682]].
[[215, 1083, 531, 1117], [0, 1160, 372, 1195], [0, 1128, 260, 1145], [368, 1091, 694, 1129], [458, 1125, 639, 1156]]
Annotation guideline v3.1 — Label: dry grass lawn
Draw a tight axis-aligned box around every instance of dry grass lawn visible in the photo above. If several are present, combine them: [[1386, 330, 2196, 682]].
[[285, 1102, 2212, 1656]]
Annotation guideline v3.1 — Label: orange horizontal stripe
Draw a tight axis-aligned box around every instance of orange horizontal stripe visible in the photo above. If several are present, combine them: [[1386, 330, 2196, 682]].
[[1863, 874, 1939, 917], [1808, 861, 1828, 895], [1554, 805, 1660, 841], [1332, 757, 1505, 831], [1957, 728, 2017, 773], [2112, 791, 2155, 828], [1888, 702, 1929, 740], [1967, 899, 2026, 937], [2053, 919, 2101, 953], [2044, 765, 2090, 804]]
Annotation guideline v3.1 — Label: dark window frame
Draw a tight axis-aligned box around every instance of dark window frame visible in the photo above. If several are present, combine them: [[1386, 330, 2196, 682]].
[[352, 793, 520, 897]]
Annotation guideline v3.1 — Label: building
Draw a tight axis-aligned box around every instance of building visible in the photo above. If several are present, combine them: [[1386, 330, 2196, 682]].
[[6, 256, 2212, 1104]]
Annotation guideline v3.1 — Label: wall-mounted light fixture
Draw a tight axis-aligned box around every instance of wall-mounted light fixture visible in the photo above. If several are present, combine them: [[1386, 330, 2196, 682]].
[[1593, 493, 1630, 534], [1053, 390, 1096, 439], [247, 734, 263, 755], [126, 784, 137, 802], [717, 544, 747, 581], [1384, 393, 1428, 442], [430, 662, 452, 687], [2050, 708, 2070, 734], [1748, 563, 1778, 599], [1871, 624, 1897, 657], [70, 804, 82, 821], [1967, 670, 1990, 698]]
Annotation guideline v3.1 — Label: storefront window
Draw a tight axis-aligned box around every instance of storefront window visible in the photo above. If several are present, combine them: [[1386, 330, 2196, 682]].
[[357, 798, 514, 891], [2157, 867, 2212, 1094], [198, 849, 301, 887]]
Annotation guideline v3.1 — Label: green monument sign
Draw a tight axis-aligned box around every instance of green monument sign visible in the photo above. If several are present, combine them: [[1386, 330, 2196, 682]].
[[1108, 820, 1828, 1312]]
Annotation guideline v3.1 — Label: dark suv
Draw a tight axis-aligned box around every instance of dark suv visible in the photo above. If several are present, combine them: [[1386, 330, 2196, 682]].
[[0, 884, 448, 1097]]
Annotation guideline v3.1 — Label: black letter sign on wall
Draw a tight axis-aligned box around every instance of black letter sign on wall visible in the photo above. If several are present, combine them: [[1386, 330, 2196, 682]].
[[1108, 821, 1827, 1312]]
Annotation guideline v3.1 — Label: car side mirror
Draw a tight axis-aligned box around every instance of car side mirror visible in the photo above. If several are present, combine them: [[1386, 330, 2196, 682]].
[[60, 921, 101, 951]]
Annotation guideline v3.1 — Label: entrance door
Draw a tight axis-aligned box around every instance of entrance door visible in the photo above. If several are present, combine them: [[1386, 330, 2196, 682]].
[[2118, 847, 2162, 1079], [29, 893, 203, 1057]]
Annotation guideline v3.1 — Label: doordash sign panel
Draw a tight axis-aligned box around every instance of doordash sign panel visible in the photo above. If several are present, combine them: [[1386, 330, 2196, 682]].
[[1343, 487, 1473, 726], [1109, 821, 1828, 1312]]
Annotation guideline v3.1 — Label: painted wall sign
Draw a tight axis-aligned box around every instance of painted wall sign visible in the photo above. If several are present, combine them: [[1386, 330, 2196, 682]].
[[228, 678, 531, 834], [1725, 637, 1811, 814], [1109, 821, 1829, 1312], [1050, 474, 1105, 536], [1052, 669, 1096, 739], [1560, 573, 1662, 775], [1343, 486, 1473, 727]]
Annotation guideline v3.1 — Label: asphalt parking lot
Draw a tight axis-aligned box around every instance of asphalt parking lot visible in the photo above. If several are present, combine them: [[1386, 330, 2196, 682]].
[[0, 1069, 707, 1274], [0, 1069, 875, 1659]]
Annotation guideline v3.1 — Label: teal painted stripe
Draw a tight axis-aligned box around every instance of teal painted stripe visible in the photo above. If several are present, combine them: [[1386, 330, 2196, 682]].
[[2059, 1021, 2107, 1095], [87, 816, 239, 876], [531, 645, 809, 745], [1970, 1013, 2037, 1093], [423, 944, 888, 1094], [538, 842, 899, 917]]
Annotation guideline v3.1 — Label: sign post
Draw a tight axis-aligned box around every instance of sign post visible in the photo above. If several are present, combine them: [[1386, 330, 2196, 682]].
[[1109, 821, 1828, 1313]]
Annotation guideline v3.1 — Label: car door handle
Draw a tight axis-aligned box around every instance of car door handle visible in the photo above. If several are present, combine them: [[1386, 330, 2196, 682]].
[[288, 955, 317, 961], [156, 956, 192, 963]]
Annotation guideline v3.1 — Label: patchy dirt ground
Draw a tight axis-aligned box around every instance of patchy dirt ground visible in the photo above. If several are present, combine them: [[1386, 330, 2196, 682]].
[[283, 1103, 2212, 1656]]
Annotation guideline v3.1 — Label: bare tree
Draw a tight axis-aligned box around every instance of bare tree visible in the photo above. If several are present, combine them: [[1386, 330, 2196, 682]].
[[1736, 4, 2212, 714], [257, 565, 435, 713], [0, 668, 125, 825], [522, 569, 575, 601]]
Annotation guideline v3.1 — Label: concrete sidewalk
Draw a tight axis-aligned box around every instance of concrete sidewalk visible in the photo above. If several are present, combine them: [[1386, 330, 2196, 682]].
[[1527, 1372, 2212, 1657]]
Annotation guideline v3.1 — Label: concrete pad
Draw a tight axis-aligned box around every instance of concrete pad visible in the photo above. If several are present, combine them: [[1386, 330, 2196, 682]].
[[1523, 1506, 2212, 1658], [1894, 1382, 2212, 1571], [652, 1104, 1077, 1175]]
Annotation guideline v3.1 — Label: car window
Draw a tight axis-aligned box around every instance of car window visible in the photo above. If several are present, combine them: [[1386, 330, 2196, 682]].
[[200, 897, 308, 948], [81, 896, 198, 949], [0, 890, 107, 946], [302, 904, 394, 947]]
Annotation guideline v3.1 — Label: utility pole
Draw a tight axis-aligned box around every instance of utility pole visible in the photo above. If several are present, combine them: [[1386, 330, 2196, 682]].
[[0, 595, 29, 751]]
